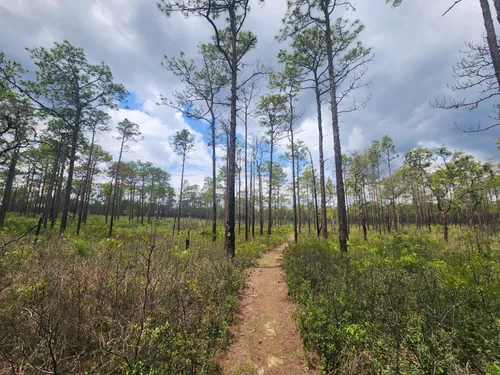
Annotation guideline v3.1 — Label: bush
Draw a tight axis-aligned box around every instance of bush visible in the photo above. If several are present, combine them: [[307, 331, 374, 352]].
[[0, 217, 289, 374], [284, 227, 500, 375]]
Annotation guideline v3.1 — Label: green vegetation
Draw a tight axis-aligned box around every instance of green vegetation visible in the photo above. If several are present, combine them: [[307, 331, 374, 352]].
[[1, 0, 500, 373], [284, 228, 500, 374], [0, 215, 289, 374]]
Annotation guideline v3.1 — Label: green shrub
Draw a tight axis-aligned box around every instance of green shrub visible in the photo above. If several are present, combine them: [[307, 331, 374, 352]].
[[284, 227, 500, 374]]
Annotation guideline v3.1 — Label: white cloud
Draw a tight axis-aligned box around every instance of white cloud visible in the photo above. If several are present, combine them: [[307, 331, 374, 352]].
[[346, 126, 365, 153], [0, 0, 498, 192]]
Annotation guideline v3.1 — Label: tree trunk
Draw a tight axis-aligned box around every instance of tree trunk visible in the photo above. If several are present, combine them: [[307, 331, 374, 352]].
[[493, 0, 500, 24], [83, 163, 96, 224], [238, 153, 242, 235], [9, 188, 17, 213], [224, 11, 238, 258], [177, 154, 186, 234], [308, 149, 320, 237], [117, 181, 123, 220], [442, 211, 449, 242], [361, 191, 368, 241], [35, 166, 48, 217], [315, 83, 328, 239], [51, 158, 66, 228], [323, 4, 348, 252], [73, 183, 82, 219], [141, 178, 145, 226], [296, 153, 301, 234], [244, 109, 249, 241], [387, 156, 398, 232], [258, 167, 264, 236], [148, 178, 155, 225], [290, 130, 298, 243], [22, 167, 34, 216], [211, 118, 217, 242], [250, 151, 255, 238], [76, 130, 95, 236], [43, 149, 60, 229], [0, 149, 19, 227], [109, 140, 124, 237], [267, 131, 274, 236], [479, 0, 500, 89], [60, 117, 80, 234]]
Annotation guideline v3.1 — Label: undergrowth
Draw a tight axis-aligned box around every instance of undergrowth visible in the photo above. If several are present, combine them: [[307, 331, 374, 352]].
[[0, 215, 289, 374], [284, 227, 500, 375]]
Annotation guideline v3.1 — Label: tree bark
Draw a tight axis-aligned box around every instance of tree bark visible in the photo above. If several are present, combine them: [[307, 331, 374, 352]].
[[83, 163, 96, 224], [290, 129, 298, 243], [258, 166, 264, 236], [211, 117, 217, 242], [60, 115, 81, 234], [77, 129, 96, 235], [494, 0, 500, 24], [250, 151, 255, 238], [51, 158, 66, 228], [22, 167, 34, 216], [238, 152, 242, 235], [479, 0, 500, 89], [43, 149, 60, 229], [315, 83, 328, 239], [387, 155, 399, 232], [0, 149, 19, 227], [141, 177, 145, 226], [177, 154, 186, 234], [244, 109, 249, 241], [296, 152, 301, 235], [322, 2, 348, 251], [267, 130, 274, 236], [223, 8, 238, 258], [109, 140, 124, 237], [308, 149, 320, 237]]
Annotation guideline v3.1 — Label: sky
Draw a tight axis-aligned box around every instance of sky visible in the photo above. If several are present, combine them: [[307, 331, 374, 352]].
[[0, 0, 498, 190]]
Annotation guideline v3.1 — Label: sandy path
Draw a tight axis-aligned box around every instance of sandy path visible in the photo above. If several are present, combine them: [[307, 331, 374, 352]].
[[220, 239, 316, 375]]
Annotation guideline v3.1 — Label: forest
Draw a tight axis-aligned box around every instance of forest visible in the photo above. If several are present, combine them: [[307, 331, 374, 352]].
[[0, 0, 499, 374]]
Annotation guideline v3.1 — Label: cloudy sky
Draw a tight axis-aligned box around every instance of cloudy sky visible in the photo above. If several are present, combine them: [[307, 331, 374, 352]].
[[0, 0, 498, 189]]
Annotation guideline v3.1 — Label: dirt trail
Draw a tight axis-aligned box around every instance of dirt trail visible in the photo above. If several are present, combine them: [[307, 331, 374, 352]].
[[221, 239, 316, 375]]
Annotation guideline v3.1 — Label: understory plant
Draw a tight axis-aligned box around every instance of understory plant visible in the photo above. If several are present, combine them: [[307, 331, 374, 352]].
[[0, 217, 289, 374], [284, 227, 500, 375]]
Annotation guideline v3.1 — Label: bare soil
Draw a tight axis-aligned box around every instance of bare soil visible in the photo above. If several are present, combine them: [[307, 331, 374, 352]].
[[220, 239, 317, 375]]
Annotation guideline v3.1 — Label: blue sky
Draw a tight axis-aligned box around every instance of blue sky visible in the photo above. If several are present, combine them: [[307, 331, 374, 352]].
[[119, 91, 144, 112]]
